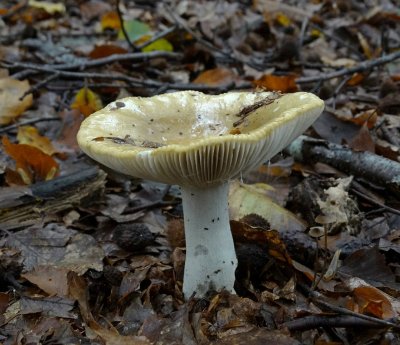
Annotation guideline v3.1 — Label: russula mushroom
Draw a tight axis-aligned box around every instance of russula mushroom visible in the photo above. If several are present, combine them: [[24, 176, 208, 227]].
[[77, 90, 324, 299]]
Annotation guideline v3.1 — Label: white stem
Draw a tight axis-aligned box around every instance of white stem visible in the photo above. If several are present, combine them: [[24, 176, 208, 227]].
[[181, 182, 237, 299]]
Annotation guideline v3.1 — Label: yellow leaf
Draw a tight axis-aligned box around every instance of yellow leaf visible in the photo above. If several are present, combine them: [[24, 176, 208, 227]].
[[28, 0, 65, 14], [141, 38, 173, 52], [71, 88, 103, 117], [0, 78, 33, 125], [101, 11, 121, 31], [276, 12, 291, 27], [229, 181, 306, 232], [17, 126, 57, 156]]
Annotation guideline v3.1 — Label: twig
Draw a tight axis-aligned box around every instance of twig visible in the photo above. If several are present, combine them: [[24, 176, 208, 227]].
[[2, 50, 182, 72], [282, 314, 389, 331], [2, 62, 252, 92], [163, 4, 220, 54], [308, 23, 364, 59], [136, 25, 177, 50], [163, 4, 262, 71], [19, 73, 60, 100], [116, 0, 138, 52], [0, 117, 60, 134], [285, 135, 400, 197], [350, 188, 400, 216], [297, 50, 400, 84], [298, 284, 400, 330]]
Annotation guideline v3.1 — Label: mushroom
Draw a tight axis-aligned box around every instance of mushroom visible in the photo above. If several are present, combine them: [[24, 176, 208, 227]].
[[77, 90, 324, 299]]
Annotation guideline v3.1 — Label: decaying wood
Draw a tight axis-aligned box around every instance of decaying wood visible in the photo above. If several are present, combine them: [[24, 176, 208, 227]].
[[286, 135, 400, 197], [0, 166, 106, 230]]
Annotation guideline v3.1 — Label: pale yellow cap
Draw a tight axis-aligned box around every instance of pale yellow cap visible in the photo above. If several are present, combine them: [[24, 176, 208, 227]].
[[77, 91, 324, 187]]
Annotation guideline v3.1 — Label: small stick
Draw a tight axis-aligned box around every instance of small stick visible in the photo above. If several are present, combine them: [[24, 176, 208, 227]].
[[116, 0, 138, 52], [0, 117, 60, 134], [19, 72, 60, 100], [297, 50, 400, 84]]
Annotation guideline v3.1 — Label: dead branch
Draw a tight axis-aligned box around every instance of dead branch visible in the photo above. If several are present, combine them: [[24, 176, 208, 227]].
[[0, 117, 60, 135], [297, 50, 400, 84], [283, 314, 388, 331], [1, 61, 251, 92], [2, 50, 182, 72], [286, 135, 400, 198], [0, 166, 106, 230]]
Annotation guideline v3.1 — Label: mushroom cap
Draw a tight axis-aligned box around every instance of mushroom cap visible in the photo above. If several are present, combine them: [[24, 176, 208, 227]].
[[77, 91, 324, 187]]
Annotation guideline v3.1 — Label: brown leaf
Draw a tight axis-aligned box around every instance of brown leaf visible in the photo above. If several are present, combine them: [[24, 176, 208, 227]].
[[0, 78, 33, 125], [89, 44, 128, 59], [57, 109, 84, 151], [348, 123, 375, 153], [212, 329, 301, 345], [231, 220, 292, 264], [2, 136, 59, 185], [69, 272, 151, 345], [193, 68, 237, 86], [22, 266, 70, 297], [253, 74, 298, 92]]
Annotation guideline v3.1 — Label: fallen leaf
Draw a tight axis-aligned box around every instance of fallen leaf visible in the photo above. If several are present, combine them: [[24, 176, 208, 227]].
[[231, 220, 292, 264], [20, 296, 75, 318], [345, 277, 399, 319], [253, 74, 298, 92], [2, 136, 59, 185], [0, 78, 33, 125], [118, 19, 150, 42], [71, 87, 103, 117], [6, 223, 104, 274], [140, 37, 173, 53], [22, 266, 70, 297], [348, 123, 375, 153], [17, 126, 58, 156], [229, 181, 306, 232], [57, 109, 84, 151], [28, 0, 65, 14], [69, 272, 151, 345], [275, 12, 291, 26], [212, 329, 301, 345], [346, 73, 365, 86], [193, 68, 237, 86], [89, 44, 128, 59], [101, 11, 121, 31]]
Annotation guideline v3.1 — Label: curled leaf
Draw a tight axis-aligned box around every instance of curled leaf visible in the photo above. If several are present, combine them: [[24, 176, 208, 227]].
[[71, 87, 103, 117], [0, 78, 33, 125], [2, 136, 59, 185]]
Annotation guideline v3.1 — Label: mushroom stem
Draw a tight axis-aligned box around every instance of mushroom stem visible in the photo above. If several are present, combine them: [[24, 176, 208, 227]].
[[181, 182, 237, 299]]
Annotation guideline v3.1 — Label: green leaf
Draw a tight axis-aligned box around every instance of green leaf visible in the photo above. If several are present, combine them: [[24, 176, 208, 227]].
[[118, 19, 150, 42], [142, 38, 173, 52]]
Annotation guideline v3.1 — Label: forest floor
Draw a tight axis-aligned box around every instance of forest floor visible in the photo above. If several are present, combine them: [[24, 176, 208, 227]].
[[0, 0, 400, 344]]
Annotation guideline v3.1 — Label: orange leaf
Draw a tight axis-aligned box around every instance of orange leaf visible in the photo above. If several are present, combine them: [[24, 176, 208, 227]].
[[0, 78, 33, 125], [347, 73, 365, 86], [88, 44, 128, 59], [17, 126, 57, 156], [349, 109, 377, 129], [353, 286, 395, 319], [193, 68, 237, 86], [71, 87, 103, 117], [2, 136, 59, 185], [253, 74, 298, 92], [101, 11, 121, 31]]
